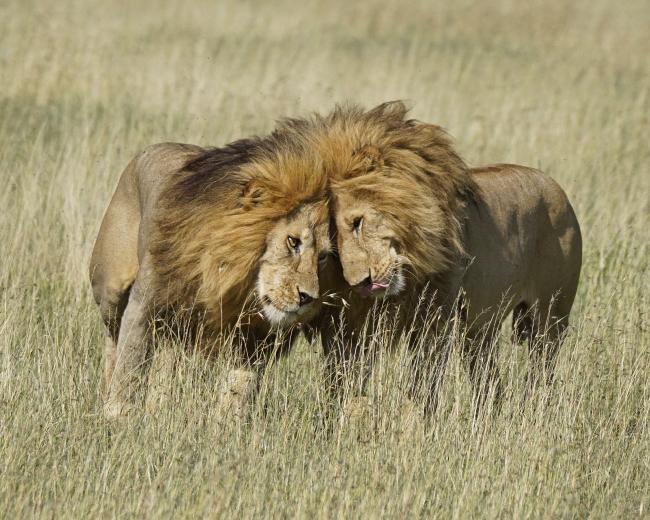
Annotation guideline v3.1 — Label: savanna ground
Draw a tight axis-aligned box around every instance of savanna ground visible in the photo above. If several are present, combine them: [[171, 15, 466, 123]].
[[1, 0, 649, 517]]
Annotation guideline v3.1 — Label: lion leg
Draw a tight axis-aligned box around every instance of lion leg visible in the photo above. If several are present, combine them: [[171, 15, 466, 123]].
[[463, 325, 503, 417], [214, 330, 294, 424], [90, 159, 140, 396], [104, 274, 153, 419], [406, 338, 451, 419], [97, 288, 132, 394], [144, 346, 178, 415], [512, 302, 534, 346], [393, 347, 440, 436], [103, 335, 118, 395], [526, 299, 570, 392], [320, 320, 378, 437], [215, 368, 260, 423], [323, 325, 373, 405]]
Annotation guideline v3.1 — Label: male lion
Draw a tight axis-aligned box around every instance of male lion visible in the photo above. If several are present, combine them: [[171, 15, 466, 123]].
[[90, 133, 330, 419], [306, 101, 582, 413]]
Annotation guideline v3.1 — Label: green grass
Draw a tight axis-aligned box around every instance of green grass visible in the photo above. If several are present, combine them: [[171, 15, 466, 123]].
[[1, 0, 648, 517]]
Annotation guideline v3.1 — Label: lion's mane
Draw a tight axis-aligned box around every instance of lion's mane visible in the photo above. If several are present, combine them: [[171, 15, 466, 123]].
[[149, 101, 475, 327], [284, 101, 478, 281], [150, 128, 327, 328]]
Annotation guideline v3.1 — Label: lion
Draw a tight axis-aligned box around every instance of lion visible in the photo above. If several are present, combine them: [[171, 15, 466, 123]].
[[301, 101, 582, 414], [90, 132, 330, 419]]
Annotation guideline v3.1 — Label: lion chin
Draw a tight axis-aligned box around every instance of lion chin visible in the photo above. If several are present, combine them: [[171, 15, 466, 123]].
[[261, 300, 318, 326], [261, 302, 299, 325]]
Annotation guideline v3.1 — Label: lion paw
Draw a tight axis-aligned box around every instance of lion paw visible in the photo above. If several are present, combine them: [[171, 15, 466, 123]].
[[215, 369, 258, 424], [338, 396, 375, 441], [395, 398, 425, 436], [103, 400, 138, 420]]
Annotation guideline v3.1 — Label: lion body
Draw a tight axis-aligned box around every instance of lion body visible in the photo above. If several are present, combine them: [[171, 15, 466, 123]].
[[89, 102, 583, 420], [90, 138, 329, 418], [330, 164, 583, 338], [306, 102, 582, 411]]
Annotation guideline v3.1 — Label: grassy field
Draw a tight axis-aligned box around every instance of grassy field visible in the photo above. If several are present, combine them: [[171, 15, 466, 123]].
[[1, 0, 649, 517]]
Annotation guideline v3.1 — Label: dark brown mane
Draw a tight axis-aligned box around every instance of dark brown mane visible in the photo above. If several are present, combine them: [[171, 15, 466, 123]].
[[172, 137, 261, 206]]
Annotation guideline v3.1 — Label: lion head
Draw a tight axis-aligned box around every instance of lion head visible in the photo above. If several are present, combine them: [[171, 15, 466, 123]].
[[255, 199, 330, 324], [150, 131, 330, 328], [294, 101, 478, 299]]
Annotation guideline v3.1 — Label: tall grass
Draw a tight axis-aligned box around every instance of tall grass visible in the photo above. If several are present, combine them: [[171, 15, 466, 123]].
[[1, 0, 648, 517]]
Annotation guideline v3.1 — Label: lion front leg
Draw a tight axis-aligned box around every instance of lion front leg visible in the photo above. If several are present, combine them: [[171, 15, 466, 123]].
[[144, 346, 179, 415], [214, 330, 295, 424], [103, 335, 118, 396], [104, 280, 153, 419], [405, 338, 451, 419], [463, 327, 503, 418], [323, 326, 372, 405], [215, 368, 260, 422], [321, 321, 377, 437]]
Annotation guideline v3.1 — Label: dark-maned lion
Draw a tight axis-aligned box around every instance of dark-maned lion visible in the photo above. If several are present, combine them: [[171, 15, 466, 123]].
[[90, 134, 330, 419], [305, 101, 582, 412]]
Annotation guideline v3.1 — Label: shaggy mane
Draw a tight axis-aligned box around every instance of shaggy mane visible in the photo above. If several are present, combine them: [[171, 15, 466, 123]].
[[148, 102, 476, 329], [287, 101, 478, 281], [150, 126, 327, 328]]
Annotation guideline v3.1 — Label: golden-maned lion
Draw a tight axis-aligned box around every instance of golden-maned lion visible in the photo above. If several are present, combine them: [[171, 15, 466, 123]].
[[90, 133, 330, 419], [306, 101, 582, 412]]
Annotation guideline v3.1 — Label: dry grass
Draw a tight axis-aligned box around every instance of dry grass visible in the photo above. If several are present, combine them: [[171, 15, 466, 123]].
[[1, 0, 649, 517]]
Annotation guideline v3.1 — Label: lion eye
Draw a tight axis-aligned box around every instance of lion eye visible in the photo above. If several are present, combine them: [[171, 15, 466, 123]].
[[352, 216, 363, 232], [287, 236, 301, 251]]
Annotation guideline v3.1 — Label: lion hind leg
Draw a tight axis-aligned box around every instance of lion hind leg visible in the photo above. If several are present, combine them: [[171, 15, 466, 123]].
[[517, 287, 575, 403], [512, 301, 534, 345], [526, 300, 570, 391], [464, 325, 503, 418]]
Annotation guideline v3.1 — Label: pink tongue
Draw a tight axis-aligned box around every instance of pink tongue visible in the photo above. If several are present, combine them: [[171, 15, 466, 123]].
[[357, 281, 389, 297]]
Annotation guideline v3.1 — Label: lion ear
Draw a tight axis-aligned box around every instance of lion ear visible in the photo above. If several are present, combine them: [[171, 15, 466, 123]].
[[349, 145, 385, 177], [367, 100, 409, 122], [240, 179, 266, 210]]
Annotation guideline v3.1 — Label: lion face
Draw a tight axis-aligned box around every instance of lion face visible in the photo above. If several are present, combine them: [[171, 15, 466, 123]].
[[256, 201, 330, 324], [333, 191, 406, 299]]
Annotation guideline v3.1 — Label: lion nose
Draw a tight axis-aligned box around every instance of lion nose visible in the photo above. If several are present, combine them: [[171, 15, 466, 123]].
[[298, 291, 314, 306]]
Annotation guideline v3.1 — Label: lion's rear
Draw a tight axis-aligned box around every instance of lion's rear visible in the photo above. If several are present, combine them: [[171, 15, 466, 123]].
[[468, 164, 582, 336]]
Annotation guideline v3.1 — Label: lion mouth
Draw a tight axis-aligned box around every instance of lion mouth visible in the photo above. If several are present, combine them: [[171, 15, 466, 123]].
[[354, 265, 405, 298], [357, 281, 390, 298]]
